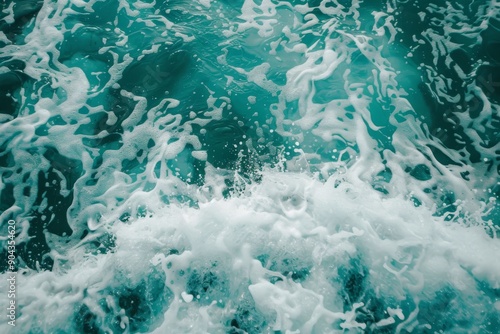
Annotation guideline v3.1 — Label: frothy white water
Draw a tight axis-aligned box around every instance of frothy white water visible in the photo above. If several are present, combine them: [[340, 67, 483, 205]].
[[3, 170, 500, 333], [0, 0, 499, 333]]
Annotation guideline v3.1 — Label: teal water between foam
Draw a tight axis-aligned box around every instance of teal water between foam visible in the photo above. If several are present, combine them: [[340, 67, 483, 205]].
[[0, 0, 499, 333]]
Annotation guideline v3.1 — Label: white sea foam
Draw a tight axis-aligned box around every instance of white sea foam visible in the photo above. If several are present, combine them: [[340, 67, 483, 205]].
[[0, 0, 499, 333]]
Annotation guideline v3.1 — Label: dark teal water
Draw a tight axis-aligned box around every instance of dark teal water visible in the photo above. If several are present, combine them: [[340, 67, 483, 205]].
[[0, 0, 499, 333]]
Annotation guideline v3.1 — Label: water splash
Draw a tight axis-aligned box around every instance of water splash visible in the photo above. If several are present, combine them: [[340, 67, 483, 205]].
[[0, 0, 499, 333]]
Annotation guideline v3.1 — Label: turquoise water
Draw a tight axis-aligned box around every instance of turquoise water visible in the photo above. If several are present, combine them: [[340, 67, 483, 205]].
[[0, 0, 499, 333]]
